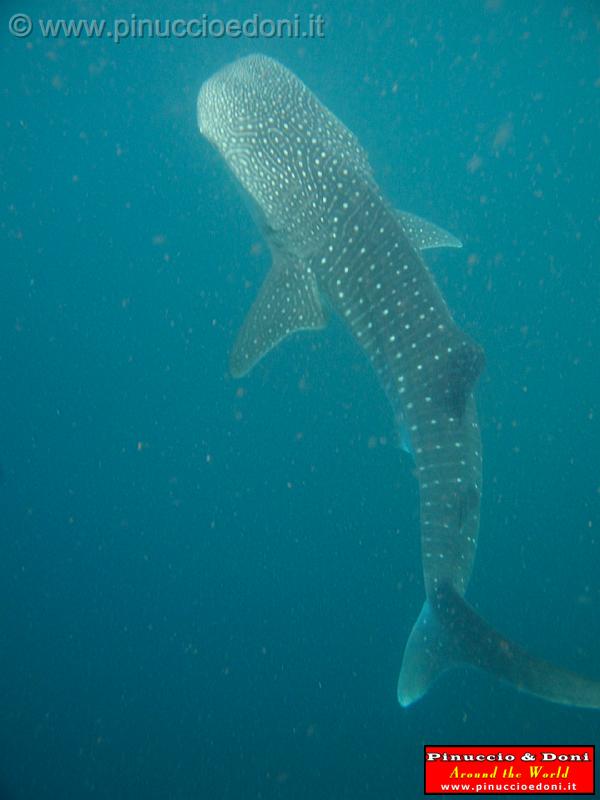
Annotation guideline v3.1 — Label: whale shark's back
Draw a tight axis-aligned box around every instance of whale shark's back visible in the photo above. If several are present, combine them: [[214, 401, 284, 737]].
[[197, 54, 373, 254]]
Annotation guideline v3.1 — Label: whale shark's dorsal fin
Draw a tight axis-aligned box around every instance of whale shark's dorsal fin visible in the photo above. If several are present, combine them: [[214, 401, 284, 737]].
[[396, 210, 462, 251], [229, 246, 326, 378]]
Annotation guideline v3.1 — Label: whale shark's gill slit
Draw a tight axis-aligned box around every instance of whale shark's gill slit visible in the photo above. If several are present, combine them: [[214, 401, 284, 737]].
[[198, 54, 600, 710]]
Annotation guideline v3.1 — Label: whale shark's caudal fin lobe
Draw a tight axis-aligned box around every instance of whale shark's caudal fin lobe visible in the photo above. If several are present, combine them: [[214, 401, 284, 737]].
[[399, 584, 600, 709], [397, 600, 457, 706], [229, 247, 326, 378]]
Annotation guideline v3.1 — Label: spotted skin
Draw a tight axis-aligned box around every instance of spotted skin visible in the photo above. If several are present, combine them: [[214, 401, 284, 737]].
[[198, 55, 600, 709], [317, 182, 483, 597], [199, 54, 371, 259], [199, 54, 483, 596]]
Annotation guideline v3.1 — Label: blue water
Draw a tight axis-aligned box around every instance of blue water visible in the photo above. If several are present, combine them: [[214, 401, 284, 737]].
[[1, 1, 598, 798]]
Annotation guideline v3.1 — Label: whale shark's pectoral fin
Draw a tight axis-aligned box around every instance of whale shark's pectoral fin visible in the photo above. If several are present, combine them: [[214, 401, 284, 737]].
[[397, 210, 462, 251], [229, 248, 326, 378]]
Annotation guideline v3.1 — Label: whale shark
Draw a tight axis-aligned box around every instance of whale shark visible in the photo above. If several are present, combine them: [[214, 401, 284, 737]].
[[198, 54, 600, 708]]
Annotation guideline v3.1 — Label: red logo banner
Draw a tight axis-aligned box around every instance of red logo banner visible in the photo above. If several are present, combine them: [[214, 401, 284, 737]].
[[424, 745, 594, 795]]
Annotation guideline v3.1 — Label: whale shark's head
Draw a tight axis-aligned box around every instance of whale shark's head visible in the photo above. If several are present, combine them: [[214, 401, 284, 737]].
[[197, 54, 371, 252]]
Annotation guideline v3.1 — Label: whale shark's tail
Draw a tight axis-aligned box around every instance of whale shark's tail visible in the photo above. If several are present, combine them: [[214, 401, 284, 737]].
[[398, 583, 600, 709]]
